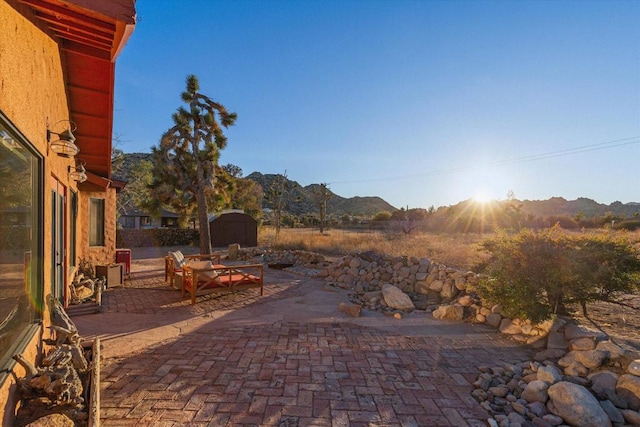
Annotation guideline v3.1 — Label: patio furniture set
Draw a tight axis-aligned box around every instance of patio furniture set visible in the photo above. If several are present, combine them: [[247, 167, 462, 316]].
[[165, 251, 264, 304]]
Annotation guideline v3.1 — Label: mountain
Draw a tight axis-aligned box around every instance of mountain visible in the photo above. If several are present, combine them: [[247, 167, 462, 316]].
[[111, 153, 638, 219], [517, 197, 640, 219], [245, 172, 398, 216]]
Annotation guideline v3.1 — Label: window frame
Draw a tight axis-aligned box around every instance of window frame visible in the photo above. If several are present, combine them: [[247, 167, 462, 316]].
[[89, 197, 105, 247], [0, 112, 44, 386]]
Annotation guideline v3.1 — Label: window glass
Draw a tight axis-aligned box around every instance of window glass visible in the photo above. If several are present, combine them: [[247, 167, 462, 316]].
[[123, 216, 135, 229], [0, 116, 43, 374], [89, 198, 105, 246]]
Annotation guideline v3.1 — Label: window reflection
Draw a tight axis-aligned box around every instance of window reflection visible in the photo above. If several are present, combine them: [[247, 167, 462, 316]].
[[0, 120, 42, 364]]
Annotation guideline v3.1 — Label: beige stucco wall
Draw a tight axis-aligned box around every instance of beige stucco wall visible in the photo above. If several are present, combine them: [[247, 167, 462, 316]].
[[79, 188, 118, 265], [0, 2, 93, 425]]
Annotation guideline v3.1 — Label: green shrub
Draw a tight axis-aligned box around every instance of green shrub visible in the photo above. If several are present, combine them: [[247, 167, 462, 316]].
[[116, 228, 199, 248], [475, 226, 640, 323]]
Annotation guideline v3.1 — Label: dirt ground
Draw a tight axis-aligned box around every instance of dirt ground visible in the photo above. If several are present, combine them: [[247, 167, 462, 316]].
[[570, 295, 640, 352]]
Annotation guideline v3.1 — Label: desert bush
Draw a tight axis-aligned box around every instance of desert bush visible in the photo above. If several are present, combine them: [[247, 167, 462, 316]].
[[117, 228, 199, 248], [475, 226, 640, 323]]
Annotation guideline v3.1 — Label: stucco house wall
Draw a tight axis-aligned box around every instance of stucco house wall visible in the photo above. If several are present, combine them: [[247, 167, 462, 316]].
[[0, 1, 75, 420], [0, 1, 135, 424]]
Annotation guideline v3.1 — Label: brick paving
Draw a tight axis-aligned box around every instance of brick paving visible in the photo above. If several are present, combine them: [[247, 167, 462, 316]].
[[82, 259, 531, 427]]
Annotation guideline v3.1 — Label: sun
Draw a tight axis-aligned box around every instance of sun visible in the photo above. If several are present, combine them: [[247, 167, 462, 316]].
[[472, 191, 492, 204]]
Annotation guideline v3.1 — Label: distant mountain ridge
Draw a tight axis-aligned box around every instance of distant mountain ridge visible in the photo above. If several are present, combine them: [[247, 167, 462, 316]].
[[112, 153, 639, 218], [518, 197, 640, 219], [245, 172, 398, 216]]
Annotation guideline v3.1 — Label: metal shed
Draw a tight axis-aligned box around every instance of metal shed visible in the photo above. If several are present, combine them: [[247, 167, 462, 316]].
[[209, 212, 258, 247]]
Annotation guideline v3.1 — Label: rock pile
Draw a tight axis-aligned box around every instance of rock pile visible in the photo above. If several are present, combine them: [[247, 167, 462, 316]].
[[324, 251, 478, 315], [321, 251, 640, 426], [473, 349, 640, 427]]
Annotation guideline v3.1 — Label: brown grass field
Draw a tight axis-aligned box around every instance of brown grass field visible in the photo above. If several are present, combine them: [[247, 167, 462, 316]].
[[259, 227, 640, 350]]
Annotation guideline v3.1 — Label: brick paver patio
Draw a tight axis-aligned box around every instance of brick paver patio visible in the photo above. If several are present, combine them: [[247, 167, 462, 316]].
[[76, 260, 531, 426]]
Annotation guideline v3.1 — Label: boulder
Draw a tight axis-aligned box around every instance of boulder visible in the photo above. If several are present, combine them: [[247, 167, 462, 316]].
[[628, 360, 640, 377], [533, 349, 566, 362], [499, 318, 523, 335], [546, 331, 569, 350], [599, 399, 624, 425], [589, 371, 619, 401], [616, 374, 640, 410], [563, 323, 606, 341], [440, 281, 456, 298], [621, 409, 640, 425], [432, 304, 464, 321], [227, 243, 240, 260], [381, 284, 415, 311], [569, 337, 596, 351], [521, 380, 549, 403], [486, 313, 502, 328], [547, 381, 612, 427], [558, 350, 608, 370], [537, 365, 562, 384], [338, 302, 361, 318], [596, 341, 625, 359]]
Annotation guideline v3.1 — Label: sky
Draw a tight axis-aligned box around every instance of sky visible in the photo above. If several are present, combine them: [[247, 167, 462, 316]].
[[113, 0, 640, 210]]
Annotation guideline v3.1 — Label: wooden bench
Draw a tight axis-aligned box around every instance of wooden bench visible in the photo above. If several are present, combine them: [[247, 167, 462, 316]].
[[165, 252, 222, 288], [181, 263, 264, 305]]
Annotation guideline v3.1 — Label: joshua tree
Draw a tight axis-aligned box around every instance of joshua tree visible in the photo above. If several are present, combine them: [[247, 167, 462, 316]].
[[149, 75, 237, 254], [311, 183, 333, 234]]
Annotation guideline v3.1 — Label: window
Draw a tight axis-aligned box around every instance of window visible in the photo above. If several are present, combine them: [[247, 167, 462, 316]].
[[0, 113, 43, 382], [140, 216, 151, 227], [89, 198, 105, 246], [161, 217, 178, 228], [123, 216, 135, 229]]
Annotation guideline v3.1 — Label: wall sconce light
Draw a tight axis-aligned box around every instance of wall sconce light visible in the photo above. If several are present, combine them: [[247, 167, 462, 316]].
[[47, 120, 79, 157], [68, 163, 87, 183]]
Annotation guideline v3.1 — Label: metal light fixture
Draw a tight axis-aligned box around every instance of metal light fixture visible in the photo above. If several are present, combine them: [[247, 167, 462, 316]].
[[47, 120, 79, 157], [68, 163, 87, 183]]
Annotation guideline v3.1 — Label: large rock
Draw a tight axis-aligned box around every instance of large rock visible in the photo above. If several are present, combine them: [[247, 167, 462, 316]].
[[569, 337, 596, 351], [381, 284, 415, 311], [589, 371, 619, 401], [338, 302, 361, 318], [621, 409, 640, 425], [537, 365, 562, 384], [563, 323, 606, 341], [432, 304, 464, 321], [521, 380, 549, 403], [616, 374, 640, 410], [558, 350, 608, 370], [499, 318, 523, 335], [599, 399, 624, 425], [546, 331, 569, 350], [547, 381, 612, 427], [595, 340, 626, 360], [486, 313, 502, 328]]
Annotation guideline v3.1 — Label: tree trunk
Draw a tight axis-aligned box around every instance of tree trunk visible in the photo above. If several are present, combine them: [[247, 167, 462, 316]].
[[195, 186, 212, 254]]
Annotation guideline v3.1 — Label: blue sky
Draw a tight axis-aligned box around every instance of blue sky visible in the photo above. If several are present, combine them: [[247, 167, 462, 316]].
[[113, 0, 640, 210]]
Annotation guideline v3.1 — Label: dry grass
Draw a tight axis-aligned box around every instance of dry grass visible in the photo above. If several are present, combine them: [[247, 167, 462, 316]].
[[259, 227, 640, 271], [258, 227, 490, 270]]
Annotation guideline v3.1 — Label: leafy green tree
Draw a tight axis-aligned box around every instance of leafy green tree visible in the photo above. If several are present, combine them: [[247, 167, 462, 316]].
[[221, 164, 264, 220], [148, 75, 237, 253], [372, 211, 392, 221], [476, 226, 640, 323]]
